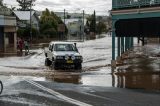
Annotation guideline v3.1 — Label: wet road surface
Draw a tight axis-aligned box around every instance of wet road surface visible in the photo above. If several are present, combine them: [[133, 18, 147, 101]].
[[0, 36, 160, 105], [1, 75, 160, 106]]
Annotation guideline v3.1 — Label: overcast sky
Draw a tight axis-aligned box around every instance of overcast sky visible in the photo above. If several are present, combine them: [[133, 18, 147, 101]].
[[3, 0, 111, 16]]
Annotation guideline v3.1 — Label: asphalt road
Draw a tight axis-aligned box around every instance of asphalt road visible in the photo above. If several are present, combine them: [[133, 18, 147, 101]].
[[0, 76, 160, 106]]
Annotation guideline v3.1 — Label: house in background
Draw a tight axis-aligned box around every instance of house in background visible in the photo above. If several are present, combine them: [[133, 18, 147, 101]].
[[0, 7, 17, 54], [13, 11, 39, 31], [65, 18, 86, 40]]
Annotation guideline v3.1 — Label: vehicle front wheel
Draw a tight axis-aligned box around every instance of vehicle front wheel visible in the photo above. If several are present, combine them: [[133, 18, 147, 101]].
[[74, 63, 82, 70], [45, 58, 52, 66], [52, 62, 59, 70]]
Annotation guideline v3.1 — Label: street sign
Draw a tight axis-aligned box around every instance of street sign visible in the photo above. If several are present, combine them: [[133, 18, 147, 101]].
[[58, 24, 65, 32]]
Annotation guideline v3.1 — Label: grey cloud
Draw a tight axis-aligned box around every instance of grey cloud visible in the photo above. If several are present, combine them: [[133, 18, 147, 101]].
[[4, 0, 111, 15], [36, 0, 71, 6]]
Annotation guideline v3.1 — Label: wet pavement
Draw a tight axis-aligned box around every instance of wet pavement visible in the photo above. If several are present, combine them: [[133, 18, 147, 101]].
[[0, 75, 160, 106]]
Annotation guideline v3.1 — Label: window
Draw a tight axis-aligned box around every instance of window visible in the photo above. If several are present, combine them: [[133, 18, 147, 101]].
[[54, 44, 76, 51]]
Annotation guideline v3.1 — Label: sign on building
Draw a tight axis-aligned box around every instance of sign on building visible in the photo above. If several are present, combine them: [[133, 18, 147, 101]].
[[58, 24, 65, 32]]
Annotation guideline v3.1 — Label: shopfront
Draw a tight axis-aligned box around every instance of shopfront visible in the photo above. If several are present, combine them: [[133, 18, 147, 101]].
[[0, 8, 17, 53], [0, 27, 3, 52]]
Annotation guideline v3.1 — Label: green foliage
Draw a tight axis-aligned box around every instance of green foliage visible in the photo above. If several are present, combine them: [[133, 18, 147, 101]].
[[17, 27, 38, 38], [0, 0, 3, 6], [67, 15, 71, 19], [86, 11, 110, 35], [17, 0, 36, 11], [97, 22, 107, 34], [86, 11, 96, 33], [40, 8, 66, 38]]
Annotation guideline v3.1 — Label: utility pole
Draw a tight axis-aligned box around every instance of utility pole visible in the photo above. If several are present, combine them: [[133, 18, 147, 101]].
[[64, 9, 65, 40], [30, 0, 32, 40], [94, 10, 96, 35], [83, 10, 85, 42]]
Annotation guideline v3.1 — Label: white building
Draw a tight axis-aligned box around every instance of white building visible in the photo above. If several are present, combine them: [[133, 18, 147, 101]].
[[13, 11, 39, 30], [64, 18, 86, 38]]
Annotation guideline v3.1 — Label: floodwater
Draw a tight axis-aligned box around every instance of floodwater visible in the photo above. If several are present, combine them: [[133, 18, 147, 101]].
[[0, 35, 160, 91], [116, 44, 160, 90], [47, 67, 113, 87]]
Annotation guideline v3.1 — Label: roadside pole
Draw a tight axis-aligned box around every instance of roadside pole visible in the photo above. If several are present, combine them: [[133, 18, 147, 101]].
[[64, 9, 66, 41], [30, 1, 32, 40], [83, 10, 85, 42]]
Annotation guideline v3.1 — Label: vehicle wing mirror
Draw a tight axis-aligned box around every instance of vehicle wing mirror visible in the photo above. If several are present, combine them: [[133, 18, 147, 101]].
[[74, 43, 79, 52]]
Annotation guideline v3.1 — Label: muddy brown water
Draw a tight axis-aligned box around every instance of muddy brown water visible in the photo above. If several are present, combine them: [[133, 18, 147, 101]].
[[115, 54, 160, 91]]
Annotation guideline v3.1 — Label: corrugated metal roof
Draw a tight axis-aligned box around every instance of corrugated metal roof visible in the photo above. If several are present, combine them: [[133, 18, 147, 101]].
[[13, 11, 35, 21]]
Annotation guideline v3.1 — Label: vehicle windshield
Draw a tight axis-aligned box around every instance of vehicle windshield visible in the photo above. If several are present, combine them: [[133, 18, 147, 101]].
[[54, 44, 77, 51]]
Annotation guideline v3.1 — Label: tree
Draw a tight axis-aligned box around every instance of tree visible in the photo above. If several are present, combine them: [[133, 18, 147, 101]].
[[90, 10, 96, 33], [40, 8, 66, 38], [67, 15, 71, 19], [17, 27, 38, 38], [17, 0, 36, 11], [11, 6, 16, 10], [0, 0, 3, 6], [97, 22, 107, 34], [86, 10, 96, 33]]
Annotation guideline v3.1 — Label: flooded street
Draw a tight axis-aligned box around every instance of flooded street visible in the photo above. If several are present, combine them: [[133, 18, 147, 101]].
[[0, 35, 113, 86], [0, 35, 160, 89], [0, 35, 160, 105]]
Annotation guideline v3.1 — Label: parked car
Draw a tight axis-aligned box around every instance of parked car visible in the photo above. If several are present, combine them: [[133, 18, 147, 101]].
[[44, 42, 83, 70]]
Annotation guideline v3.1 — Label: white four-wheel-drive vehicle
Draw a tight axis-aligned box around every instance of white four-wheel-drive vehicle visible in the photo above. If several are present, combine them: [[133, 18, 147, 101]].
[[44, 42, 83, 70]]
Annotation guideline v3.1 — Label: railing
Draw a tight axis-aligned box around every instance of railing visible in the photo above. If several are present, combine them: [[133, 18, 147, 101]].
[[112, 0, 160, 9]]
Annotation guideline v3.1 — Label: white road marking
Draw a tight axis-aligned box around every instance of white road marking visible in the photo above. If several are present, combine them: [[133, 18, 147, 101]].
[[25, 79, 92, 106]]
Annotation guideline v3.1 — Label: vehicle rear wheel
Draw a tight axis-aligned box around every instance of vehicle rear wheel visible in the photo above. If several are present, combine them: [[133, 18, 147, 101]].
[[45, 58, 52, 66]]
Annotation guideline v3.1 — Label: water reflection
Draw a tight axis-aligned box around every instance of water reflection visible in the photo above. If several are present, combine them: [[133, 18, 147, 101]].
[[47, 72, 82, 84], [114, 54, 160, 90], [46, 68, 113, 87], [115, 72, 160, 90]]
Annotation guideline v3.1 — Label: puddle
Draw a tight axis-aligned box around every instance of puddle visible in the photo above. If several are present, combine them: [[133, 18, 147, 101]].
[[44, 71, 81, 84], [115, 73, 160, 90], [46, 65, 160, 91], [45, 67, 114, 87]]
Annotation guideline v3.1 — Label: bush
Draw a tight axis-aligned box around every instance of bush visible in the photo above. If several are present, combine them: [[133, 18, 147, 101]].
[[17, 27, 39, 38]]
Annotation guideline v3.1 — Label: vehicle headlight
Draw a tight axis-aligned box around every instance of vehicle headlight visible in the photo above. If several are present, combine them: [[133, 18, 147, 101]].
[[71, 55, 75, 60], [65, 55, 69, 60], [56, 56, 63, 59]]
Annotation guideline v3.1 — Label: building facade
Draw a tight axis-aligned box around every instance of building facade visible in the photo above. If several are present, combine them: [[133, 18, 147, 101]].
[[0, 7, 17, 53], [111, 0, 160, 67], [65, 18, 85, 40]]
